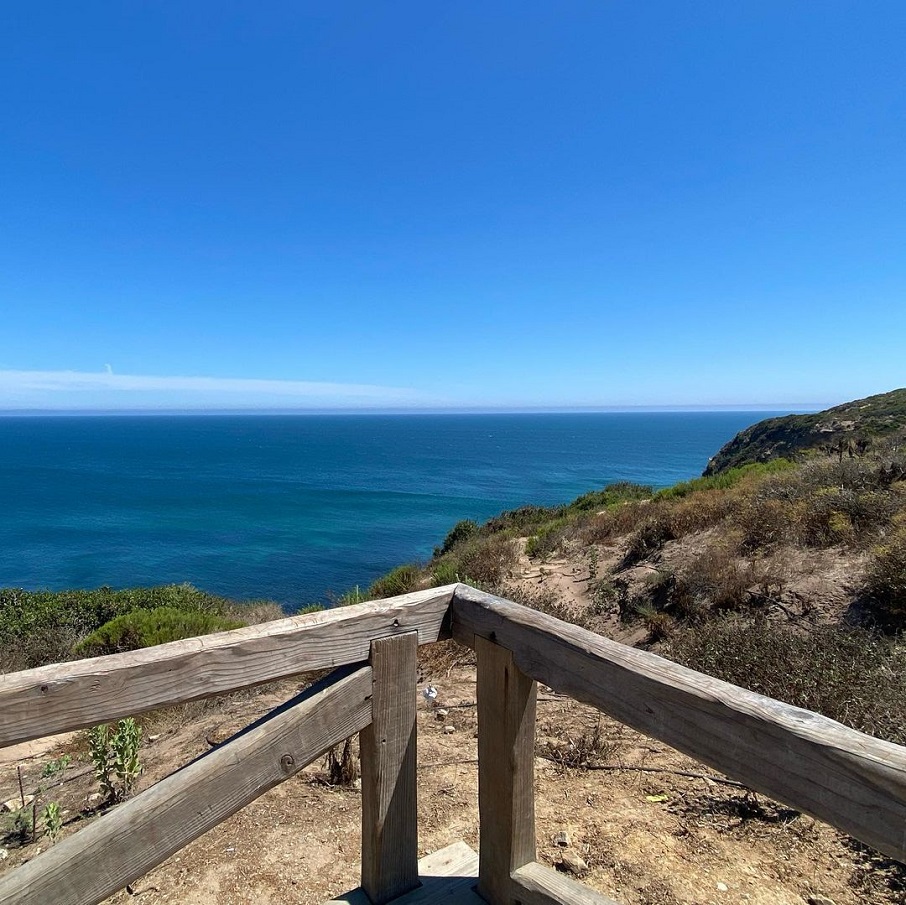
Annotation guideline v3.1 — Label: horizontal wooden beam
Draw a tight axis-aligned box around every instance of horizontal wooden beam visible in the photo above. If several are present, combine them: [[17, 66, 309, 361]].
[[0, 665, 374, 905], [511, 862, 621, 905], [451, 584, 906, 863], [0, 585, 455, 748]]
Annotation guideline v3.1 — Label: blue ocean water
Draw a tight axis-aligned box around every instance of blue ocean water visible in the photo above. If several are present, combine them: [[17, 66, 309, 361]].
[[0, 413, 786, 608]]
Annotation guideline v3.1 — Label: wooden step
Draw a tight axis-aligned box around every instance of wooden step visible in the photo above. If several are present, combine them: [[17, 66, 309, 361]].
[[327, 842, 482, 905]]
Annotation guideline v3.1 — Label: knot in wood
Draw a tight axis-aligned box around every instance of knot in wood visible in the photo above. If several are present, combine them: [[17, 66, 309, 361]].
[[280, 754, 295, 773]]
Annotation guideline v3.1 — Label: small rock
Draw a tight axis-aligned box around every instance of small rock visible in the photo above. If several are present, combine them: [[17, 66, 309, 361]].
[[716, 882, 728, 892], [808, 897, 837, 905], [353, 778, 362, 790], [558, 853, 588, 876], [435, 709, 449, 721], [87, 793, 103, 804], [148, 734, 161, 742], [0, 848, 8, 860], [554, 831, 570, 847], [3, 795, 34, 812], [443, 725, 455, 734]]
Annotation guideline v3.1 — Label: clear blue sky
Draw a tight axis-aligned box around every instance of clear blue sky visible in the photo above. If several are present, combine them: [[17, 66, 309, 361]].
[[1, 2, 904, 410]]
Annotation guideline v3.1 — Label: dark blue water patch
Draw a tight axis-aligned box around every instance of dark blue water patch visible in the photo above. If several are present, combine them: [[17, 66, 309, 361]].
[[0, 412, 795, 607]]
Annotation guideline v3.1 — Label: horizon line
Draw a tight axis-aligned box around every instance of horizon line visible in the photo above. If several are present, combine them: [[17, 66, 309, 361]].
[[0, 403, 826, 416]]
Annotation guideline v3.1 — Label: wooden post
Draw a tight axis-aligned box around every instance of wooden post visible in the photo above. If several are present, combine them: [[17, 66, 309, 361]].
[[476, 635, 537, 905], [360, 632, 420, 905]]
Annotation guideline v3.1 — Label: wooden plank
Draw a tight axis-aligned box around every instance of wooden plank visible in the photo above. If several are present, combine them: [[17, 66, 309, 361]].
[[329, 841, 482, 905], [452, 584, 906, 863], [511, 863, 621, 905], [361, 632, 420, 904], [476, 636, 537, 905], [0, 585, 455, 748], [0, 665, 374, 905]]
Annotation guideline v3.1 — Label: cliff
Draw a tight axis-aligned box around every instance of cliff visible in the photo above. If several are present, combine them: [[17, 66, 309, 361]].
[[703, 387, 906, 476]]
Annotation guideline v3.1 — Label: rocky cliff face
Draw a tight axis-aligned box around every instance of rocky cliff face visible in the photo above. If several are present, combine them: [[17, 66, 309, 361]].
[[704, 388, 906, 476]]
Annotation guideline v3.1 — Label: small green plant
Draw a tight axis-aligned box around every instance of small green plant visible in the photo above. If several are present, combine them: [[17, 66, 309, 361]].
[[40, 754, 72, 778], [335, 585, 367, 606], [41, 801, 63, 843], [88, 718, 142, 802], [5, 806, 33, 844]]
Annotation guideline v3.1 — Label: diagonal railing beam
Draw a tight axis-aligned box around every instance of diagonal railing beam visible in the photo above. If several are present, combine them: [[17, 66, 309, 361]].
[[0, 664, 374, 905]]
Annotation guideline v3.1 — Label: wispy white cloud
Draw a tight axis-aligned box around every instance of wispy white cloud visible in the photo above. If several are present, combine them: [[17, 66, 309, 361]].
[[0, 369, 427, 410]]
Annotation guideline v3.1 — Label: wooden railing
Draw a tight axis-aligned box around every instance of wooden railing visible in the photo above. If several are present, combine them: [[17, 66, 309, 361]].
[[1, 582, 905, 905]]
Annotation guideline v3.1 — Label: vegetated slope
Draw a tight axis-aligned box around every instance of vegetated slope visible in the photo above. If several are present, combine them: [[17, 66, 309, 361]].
[[395, 420, 906, 746], [704, 387, 906, 476], [3, 407, 906, 904]]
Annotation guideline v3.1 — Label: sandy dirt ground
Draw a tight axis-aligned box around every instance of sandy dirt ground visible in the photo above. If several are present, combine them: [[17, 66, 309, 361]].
[[1, 642, 903, 905]]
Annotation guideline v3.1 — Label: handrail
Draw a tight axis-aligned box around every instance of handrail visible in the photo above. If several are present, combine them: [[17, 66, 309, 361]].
[[451, 584, 906, 864], [1, 581, 905, 905], [0, 584, 454, 748]]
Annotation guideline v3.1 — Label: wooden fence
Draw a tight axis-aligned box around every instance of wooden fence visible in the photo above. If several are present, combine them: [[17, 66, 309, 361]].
[[0, 582, 904, 905]]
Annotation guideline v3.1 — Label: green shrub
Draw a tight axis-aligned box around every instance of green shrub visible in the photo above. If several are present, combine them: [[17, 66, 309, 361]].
[[568, 482, 653, 512], [75, 607, 244, 657], [0, 583, 239, 670], [458, 535, 518, 587], [436, 519, 480, 556], [431, 558, 460, 586], [296, 603, 328, 614], [655, 460, 794, 501], [525, 520, 569, 560], [368, 564, 421, 599], [482, 505, 562, 535]]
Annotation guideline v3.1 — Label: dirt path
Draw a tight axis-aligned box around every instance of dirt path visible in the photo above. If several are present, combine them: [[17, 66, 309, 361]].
[[1, 656, 901, 905]]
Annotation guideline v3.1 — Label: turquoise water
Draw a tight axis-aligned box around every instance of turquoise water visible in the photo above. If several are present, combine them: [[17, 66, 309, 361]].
[[0, 413, 787, 607]]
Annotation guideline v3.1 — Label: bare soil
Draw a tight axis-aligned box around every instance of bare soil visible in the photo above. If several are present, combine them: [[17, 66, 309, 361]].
[[0, 533, 900, 904], [2, 650, 903, 905]]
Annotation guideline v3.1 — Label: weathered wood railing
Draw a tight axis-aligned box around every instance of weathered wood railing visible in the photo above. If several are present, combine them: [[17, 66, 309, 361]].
[[0, 582, 904, 905]]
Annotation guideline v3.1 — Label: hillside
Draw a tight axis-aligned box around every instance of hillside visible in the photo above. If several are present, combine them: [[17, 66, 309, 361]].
[[703, 387, 906, 476], [2, 393, 906, 903]]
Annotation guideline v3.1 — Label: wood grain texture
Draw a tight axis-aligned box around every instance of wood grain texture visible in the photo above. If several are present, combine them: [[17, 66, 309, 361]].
[[0, 585, 455, 748], [452, 584, 906, 863], [329, 841, 482, 905], [511, 863, 621, 905], [0, 665, 374, 905], [476, 636, 537, 905], [361, 632, 420, 905]]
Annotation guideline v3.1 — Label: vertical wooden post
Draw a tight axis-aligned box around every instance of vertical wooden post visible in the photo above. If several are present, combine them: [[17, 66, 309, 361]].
[[360, 632, 420, 905], [476, 635, 537, 905]]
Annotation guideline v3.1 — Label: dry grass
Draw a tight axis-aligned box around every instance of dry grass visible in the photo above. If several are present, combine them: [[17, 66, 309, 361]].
[[666, 618, 906, 746]]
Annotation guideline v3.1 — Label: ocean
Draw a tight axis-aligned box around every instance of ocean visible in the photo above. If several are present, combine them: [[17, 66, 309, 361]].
[[0, 412, 789, 608]]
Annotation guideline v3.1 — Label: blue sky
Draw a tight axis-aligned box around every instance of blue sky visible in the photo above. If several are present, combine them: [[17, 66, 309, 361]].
[[1, 2, 904, 410]]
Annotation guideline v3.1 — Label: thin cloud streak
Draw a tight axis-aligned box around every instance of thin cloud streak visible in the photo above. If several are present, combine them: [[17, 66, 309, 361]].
[[0, 369, 427, 410]]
